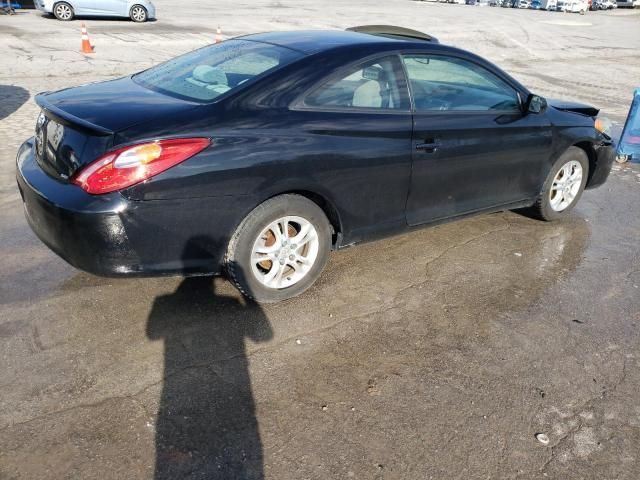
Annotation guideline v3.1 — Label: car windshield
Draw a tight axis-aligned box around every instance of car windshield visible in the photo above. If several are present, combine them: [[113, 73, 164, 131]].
[[133, 40, 303, 102]]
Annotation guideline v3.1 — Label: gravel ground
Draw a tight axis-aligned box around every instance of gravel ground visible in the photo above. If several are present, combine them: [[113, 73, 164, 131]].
[[1, 2, 639, 479]]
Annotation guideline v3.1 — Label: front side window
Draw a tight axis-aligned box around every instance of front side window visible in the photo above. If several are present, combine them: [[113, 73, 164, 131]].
[[303, 56, 408, 111], [133, 40, 303, 102], [402, 55, 520, 112]]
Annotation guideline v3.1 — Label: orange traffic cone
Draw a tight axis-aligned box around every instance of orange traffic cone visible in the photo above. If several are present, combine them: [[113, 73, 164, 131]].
[[215, 26, 223, 44], [80, 23, 94, 54]]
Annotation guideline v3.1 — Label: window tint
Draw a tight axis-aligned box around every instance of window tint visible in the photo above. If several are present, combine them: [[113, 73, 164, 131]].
[[304, 56, 408, 110], [402, 55, 520, 112], [133, 40, 303, 102]]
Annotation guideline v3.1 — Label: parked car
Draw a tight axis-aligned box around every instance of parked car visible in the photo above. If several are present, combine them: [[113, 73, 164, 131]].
[[16, 26, 615, 302], [0, 0, 34, 8], [556, 0, 589, 11], [616, 0, 639, 7], [533, 0, 558, 7], [34, 0, 155, 21], [593, 0, 616, 8]]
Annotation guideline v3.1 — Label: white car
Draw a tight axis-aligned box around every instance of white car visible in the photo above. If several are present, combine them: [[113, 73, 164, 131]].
[[556, 0, 589, 12], [34, 0, 156, 22]]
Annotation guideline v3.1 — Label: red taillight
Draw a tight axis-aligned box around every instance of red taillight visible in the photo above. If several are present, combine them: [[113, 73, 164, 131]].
[[71, 138, 211, 195]]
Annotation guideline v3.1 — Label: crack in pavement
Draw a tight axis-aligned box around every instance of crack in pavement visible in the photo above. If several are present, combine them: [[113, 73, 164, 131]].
[[537, 354, 632, 474]]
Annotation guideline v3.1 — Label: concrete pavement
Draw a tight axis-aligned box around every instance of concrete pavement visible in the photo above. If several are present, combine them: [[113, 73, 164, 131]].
[[1, 2, 639, 478]]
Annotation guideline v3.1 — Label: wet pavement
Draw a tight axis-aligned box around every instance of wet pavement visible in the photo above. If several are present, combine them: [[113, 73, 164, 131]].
[[1, 1, 640, 478]]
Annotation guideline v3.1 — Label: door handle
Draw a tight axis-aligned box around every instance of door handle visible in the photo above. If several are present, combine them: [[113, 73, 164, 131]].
[[415, 139, 439, 153]]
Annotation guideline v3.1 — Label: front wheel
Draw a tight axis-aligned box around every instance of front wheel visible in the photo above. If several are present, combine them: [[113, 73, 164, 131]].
[[529, 146, 589, 221], [53, 1, 74, 20], [226, 195, 332, 303], [129, 4, 148, 22]]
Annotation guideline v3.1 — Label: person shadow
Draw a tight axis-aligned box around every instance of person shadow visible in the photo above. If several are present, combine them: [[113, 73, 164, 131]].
[[146, 238, 273, 479], [0, 85, 29, 121]]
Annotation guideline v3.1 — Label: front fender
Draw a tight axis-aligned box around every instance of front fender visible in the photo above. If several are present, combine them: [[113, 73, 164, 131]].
[[549, 124, 614, 189]]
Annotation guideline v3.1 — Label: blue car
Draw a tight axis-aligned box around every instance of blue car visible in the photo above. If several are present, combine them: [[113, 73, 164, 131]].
[[35, 0, 155, 21]]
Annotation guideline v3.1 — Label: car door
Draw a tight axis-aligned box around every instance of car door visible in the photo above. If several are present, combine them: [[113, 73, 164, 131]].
[[71, 0, 98, 15], [287, 54, 413, 244], [92, 0, 127, 15], [402, 53, 552, 226]]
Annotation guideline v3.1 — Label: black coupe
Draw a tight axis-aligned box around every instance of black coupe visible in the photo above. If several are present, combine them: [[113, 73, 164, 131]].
[[16, 26, 615, 302]]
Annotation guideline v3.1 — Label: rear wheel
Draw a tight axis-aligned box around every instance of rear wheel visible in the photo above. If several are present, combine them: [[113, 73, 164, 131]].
[[529, 146, 589, 221], [53, 2, 74, 20], [129, 4, 148, 22], [226, 195, 332, 303]]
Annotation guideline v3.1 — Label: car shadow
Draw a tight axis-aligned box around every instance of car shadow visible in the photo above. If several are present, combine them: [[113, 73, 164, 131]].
[[0, 85, 29, 121], [146, 238, 273, 480], [43, 15, 158, 22]]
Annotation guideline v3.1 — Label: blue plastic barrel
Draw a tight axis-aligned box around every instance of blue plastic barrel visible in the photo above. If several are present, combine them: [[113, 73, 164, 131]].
[[617, 88, 640, 163]]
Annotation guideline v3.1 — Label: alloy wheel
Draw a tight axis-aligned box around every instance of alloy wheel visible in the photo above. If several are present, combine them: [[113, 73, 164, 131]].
[[250, 216, 319, 289], [549, 160, 583, 212], [55, 3, 72, 20], [131, 5, 146, 22]]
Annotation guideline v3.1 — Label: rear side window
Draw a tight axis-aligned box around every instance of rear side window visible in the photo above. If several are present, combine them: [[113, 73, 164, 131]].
[[133, 40, 303, 102], [402, 54, 520, 112], [303, 56, 409, 111]]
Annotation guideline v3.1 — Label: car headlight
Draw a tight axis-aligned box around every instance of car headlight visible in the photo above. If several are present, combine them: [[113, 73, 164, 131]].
[[595, 117, 612, 135]]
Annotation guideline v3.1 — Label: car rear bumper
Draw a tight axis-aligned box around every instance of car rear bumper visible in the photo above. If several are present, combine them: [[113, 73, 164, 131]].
[[145, 2, 156, 18], [586, 142, 615, 189], [33, 0, 50, 12], [16, 138, 235, 277]]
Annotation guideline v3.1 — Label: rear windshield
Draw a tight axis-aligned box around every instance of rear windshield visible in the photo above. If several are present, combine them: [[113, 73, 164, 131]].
[[133, 40, 303, 102]]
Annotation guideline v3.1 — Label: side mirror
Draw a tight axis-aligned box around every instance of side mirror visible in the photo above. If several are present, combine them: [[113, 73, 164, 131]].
[[525, 94, 547, 114]]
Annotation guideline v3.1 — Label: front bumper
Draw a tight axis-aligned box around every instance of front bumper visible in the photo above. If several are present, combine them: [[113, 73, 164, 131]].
[[586, 141, 615, 189], [16, 138, 234, 277]]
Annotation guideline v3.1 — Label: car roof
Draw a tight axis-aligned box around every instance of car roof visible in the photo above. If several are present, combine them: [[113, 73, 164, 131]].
[[234, 27, 530, 97], [237, 27, 438, 55]]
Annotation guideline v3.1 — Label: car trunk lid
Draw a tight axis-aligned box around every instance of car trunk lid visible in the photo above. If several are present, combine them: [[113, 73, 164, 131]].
[[33, 77, 201, 180]]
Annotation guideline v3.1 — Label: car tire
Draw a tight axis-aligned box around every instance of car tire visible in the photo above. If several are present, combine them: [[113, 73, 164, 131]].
[[529, 146, 589, 221], [129, 4, 148, 22], [53, 1, 74, 20], [225, 194, 332, 303]]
